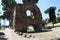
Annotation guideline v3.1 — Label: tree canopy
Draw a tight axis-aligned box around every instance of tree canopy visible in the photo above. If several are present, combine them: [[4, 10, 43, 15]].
[[44, 7, 56, 14], [58, 9, 60, 12], [44, 7, 56, 22], [1, 0, 16, 19]]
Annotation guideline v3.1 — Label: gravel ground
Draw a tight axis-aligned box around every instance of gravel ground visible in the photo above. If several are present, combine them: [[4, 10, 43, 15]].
[[3, 28, 43, 40], [0, 23, 60, 40]]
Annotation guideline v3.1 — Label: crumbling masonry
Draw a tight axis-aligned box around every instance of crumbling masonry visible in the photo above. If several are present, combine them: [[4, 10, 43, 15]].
[[13, 0, 43, 32]]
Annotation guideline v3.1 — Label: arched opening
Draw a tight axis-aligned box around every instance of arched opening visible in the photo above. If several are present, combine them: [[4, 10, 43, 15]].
[[27, 25, 35, 32], [13, 4, 42, 32], [26, 10, 35, 19]]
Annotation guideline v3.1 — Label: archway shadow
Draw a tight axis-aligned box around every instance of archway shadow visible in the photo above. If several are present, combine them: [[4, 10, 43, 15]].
[[16, 25, 60, 33], [22, 25, 60, 33]]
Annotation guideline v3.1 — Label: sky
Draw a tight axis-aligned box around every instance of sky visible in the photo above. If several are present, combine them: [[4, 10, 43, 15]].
[[0, 0, 60, 20], [0, 0, 3, 16]]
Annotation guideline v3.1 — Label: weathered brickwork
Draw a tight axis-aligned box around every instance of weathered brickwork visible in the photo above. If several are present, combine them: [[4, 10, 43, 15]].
[[13, 0, 42, 32]]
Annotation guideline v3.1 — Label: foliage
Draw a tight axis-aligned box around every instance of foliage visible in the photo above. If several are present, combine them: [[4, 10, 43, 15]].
[[44, 6, 56, 22], [58, 9, 60, 12], [1, 0, 16, 26], [42, 20, 46, 26], [44, 7, 56, 13], [1, 0, 16, 19], [2, 0, 16, 9]]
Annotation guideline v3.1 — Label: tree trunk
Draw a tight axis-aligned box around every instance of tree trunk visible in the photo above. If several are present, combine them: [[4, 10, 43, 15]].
[[9, 19, 13, 28], [52, 23, 54, 28]]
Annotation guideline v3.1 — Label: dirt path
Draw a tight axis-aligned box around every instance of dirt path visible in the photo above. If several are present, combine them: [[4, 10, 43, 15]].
[[3, 28, 42, 40], [3, 27, 60, 40], [33, 27, 60, 40], [0, 23, 60, 40]]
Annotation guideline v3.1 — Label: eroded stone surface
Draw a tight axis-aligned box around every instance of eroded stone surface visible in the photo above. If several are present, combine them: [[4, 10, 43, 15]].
[[13, 2, 42, 32]]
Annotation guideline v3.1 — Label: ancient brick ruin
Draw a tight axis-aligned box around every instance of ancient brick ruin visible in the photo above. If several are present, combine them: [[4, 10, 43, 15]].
[[13, 0, 43, 32]]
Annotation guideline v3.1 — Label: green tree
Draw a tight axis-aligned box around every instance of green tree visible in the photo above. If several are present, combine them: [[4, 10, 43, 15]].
[[58, 9, 60, 12], [1, 0, 16, 26], [44, 7, 56, 27], [0, 12, 2, 29], [57, 9, 60, 22]]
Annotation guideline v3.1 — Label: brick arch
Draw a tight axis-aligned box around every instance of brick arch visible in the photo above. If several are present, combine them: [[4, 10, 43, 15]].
[[23, 4, 42, 31], [23, 4, 42, 20], [13, 4, 43, 32]]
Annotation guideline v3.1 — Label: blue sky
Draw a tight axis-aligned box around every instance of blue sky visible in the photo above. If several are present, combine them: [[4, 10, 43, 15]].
[[0, 0, 3, 15], [0, 0, 60, 20]]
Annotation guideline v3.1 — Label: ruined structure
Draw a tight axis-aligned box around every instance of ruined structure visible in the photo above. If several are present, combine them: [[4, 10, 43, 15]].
[[13, 0, 43, 32]]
